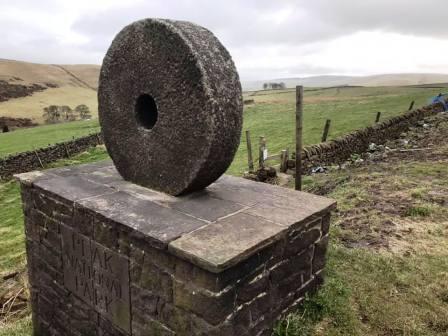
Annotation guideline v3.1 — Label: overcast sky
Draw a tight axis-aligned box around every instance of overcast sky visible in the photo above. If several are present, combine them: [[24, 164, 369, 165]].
[[2, 0, 448, 80]]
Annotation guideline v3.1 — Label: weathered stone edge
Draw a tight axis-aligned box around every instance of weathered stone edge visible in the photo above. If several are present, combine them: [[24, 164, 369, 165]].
[[168, 226, 288, 274], [167, 199, 336, 274], [15, 169, 337, 274]]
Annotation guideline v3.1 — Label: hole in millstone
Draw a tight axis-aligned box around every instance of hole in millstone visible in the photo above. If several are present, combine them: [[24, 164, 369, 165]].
[[135, 94, 158, 130]]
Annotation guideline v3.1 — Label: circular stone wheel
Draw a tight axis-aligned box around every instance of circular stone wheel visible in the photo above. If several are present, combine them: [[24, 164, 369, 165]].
[[98, 19, 243, 195]]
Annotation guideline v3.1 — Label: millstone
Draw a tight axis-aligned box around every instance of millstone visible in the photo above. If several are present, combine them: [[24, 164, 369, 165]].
[[98, 19, 243, 195]]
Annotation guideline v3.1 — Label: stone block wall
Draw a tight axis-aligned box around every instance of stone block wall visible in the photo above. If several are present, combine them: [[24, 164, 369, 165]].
[[17, 162, 335, 336], [297, 102, 446, 170], [129, 213, 331, 335], [0, 133, 103, 179]]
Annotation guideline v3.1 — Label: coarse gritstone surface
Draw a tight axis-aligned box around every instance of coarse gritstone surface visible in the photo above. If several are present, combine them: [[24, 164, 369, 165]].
[[98, 18, 243, 195]]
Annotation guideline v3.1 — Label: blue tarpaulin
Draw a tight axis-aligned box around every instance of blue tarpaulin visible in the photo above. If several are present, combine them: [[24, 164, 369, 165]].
[[430, 93, 448, 111]]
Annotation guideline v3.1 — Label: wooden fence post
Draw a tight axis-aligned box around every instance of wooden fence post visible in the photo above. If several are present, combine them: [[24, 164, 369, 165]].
[[34, 150, 44, 168], [259, 136, 266, 169], [295, 86, 303, 191], [280, 149, 289, 173], [375, 112, 381, 123], [321, 119, 331, 142], [245, 130, 254, 172], [63, 143, 70, 158], [408, 101, 415, 111]]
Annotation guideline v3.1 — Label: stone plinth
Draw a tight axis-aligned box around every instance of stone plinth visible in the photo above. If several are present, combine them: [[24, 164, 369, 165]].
[[16, 161, 336, 336]]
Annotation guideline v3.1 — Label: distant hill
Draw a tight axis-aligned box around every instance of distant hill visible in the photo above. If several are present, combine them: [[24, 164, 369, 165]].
[[0, 59, 100, 124], [242, 73, 448, 91], [0, 59, 100, 89], [2, 58, 448, 124]]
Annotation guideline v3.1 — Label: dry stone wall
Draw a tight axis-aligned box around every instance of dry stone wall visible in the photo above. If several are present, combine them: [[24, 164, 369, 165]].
[[296, 102, 446, 171], [0, 133, 103, 179]]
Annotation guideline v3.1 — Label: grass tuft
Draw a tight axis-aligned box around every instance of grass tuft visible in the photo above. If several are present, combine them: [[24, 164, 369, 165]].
[[405, 205, 432, 217]]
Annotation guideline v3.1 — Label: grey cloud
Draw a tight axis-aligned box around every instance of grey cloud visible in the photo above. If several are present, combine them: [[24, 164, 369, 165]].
[[71, 0, 334, 51], [1, 0, 448, 79], [72, 0, 448, 53], [2, 0, 64, 11], [304, 0, 448, 38]]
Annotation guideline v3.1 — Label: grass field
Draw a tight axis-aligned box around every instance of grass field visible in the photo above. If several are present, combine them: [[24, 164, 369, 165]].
[[234, 86, 443, 174], [1, 112, 448, 335], [1, 86, 443, 175], [0, 119, 100, 157]]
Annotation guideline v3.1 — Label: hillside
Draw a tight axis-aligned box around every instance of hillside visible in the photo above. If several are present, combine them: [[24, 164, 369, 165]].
[[1, 58, 448, 124], [0, 86, 98, 124], [0, 59, 100, 124], [0, 59, 99, 88], [243, 73, 448, 91]]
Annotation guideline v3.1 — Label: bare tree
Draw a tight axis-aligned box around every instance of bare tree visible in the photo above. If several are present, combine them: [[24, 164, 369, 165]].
[[263, 82, 285, 90]]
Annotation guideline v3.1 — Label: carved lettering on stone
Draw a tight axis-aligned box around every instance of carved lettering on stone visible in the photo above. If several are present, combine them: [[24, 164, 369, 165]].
[[61, 225, 130, 333]]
